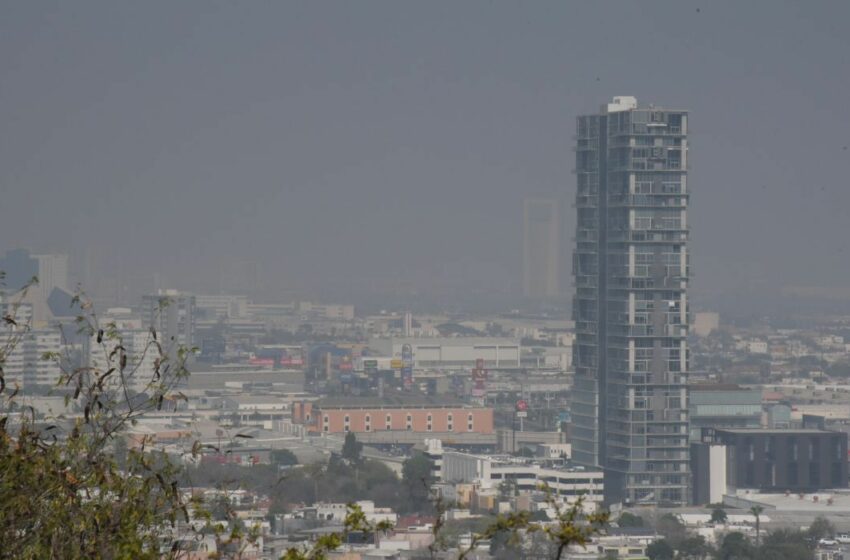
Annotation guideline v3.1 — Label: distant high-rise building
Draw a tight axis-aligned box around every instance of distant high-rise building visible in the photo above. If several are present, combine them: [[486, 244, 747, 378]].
[[142, 290, 196, 349], [33, 254, 69, 294], [522, 197, 562, 299], [0, 300, 61, 388], [85, 312, 159, 394], [571, 97, 691, 506], [0, 249, 39, 293], [0, 249, 70, 325]]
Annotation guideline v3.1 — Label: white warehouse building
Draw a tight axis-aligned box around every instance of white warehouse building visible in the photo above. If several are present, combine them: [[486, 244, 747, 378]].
[[369, 337, 521, 368]]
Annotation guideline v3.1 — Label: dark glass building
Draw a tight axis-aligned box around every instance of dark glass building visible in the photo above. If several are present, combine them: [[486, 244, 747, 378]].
[[712, 428, 848, 492]]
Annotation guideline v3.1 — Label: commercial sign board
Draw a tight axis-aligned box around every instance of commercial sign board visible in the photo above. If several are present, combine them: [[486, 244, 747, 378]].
[[471, 358, 488, 397], [401, 344, 414, 389], [364, 359, 378, 377]]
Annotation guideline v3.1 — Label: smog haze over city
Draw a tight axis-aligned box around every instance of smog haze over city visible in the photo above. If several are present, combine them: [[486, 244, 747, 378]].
[[5, 2, 850, 559], [2, 1, 849, 315]]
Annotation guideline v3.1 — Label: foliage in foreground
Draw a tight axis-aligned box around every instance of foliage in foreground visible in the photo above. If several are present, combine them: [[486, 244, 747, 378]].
[[280, 503, 394, 560], [0, 285, 199, 558], [455, 487, 609, 560]]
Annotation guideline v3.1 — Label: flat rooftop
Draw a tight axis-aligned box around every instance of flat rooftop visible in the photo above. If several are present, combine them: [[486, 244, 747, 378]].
[[730, 490, 850, 513], [316, 395, 473, 409], [376, 337, 520, 346], [690, 384, 749, 392], [445, 452, 602, 474], [716, 428, 834, 435]]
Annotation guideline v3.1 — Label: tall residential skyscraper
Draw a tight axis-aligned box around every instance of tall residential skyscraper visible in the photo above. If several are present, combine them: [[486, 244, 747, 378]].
[[522, 197, 562, 299], [571, 97, 691, 506]]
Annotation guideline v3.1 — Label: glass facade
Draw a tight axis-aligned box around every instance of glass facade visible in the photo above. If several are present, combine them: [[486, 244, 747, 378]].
[[572, 99, 691, 506]]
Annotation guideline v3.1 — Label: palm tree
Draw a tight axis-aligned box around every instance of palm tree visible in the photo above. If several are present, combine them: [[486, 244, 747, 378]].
[[750, 505, 764, 547], [303, 462, 328, 504]]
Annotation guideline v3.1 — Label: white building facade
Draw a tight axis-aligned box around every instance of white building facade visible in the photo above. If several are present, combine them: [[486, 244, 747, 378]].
[[441, 451, 604, 508]]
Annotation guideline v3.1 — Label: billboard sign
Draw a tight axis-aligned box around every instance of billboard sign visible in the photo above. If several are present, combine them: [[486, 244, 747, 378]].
[[401, 344, 414, 389], [364, 359, 378, 377], [471, 358, 488, 396]]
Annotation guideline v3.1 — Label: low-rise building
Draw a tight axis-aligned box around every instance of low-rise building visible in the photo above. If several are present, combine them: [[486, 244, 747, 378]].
[[440, 451, 604, 509], [301, 501, 397, 525], [293, 396, 494, 436], [368, 337, 521, 369]]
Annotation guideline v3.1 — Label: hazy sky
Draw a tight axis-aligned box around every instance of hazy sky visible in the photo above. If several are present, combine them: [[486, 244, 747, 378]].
[[1, 1, 849, 306]]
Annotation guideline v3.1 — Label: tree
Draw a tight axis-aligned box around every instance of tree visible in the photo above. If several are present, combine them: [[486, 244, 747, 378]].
[[677, 535, 713, 559], [618, 512, 645, 528], [806, 516, 835, 542], [710, 507, 728, 525], [0, 286, 209, 558], [498, 478, 518, 501], [538, 491, 610, 560], [457, 491, 609, 560], [647, 539, 674, 560], [761, 529, 812, 560], [401, 452, 434, 514], [341, 431, 363, 464], [280, 503, 394, 560], [717, 532, 755, 560], [270, 448, 299, 467], [489, 524, 523, 559], [267, 456, 402, 515], [657, 513, 688, 547], [826, 362, 850, 378], [750, 505, 764, 547]]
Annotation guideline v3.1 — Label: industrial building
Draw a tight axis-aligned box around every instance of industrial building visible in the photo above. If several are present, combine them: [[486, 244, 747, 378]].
[[369, 337, 521, 369]]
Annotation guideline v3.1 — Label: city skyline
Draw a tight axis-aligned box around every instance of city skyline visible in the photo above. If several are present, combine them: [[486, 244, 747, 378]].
[[1, 2, 849, 313], [4, 3, 850, 556]]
